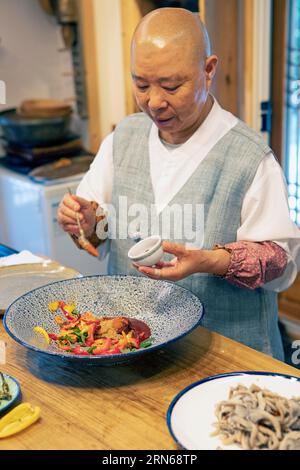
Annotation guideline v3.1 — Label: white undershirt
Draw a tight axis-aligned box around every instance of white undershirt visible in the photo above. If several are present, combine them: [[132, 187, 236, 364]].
[[77, 99, 300, 292]]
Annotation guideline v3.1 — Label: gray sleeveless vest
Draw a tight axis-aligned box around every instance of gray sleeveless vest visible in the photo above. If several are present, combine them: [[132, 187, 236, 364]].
[[108, 113, 284, 360]]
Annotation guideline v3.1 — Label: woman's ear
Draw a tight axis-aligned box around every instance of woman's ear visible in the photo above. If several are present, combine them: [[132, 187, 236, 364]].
[[205, 55, 218, 85]]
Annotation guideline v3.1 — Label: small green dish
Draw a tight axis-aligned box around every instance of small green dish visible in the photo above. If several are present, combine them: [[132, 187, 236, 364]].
[[0, 373, 21, 413]]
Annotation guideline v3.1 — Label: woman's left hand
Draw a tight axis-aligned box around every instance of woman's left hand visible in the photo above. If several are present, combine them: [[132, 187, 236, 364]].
[[133, 241, 231, 281]]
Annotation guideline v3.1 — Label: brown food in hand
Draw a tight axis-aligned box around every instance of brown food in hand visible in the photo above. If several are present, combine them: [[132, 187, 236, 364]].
[[67, 188, 99, 258], [78, 237, 99, 258]]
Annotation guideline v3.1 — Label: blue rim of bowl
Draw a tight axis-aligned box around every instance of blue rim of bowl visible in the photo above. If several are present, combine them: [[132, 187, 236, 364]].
[[166, 371, 300, 450], [128, 236, 162, 262], [3, 274, 205, 361], [0, 373, 21, 413]]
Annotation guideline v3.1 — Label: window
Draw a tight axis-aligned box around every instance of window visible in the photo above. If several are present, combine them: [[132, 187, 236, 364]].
[[285, 0, 300, 225]]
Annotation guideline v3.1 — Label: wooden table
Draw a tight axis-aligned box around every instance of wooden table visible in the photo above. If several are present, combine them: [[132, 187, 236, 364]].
[[0, 321, 299, 450]]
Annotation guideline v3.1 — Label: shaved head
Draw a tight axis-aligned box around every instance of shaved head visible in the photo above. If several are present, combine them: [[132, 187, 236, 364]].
[[132, 8, 211, 63], [130, 8, 218, 144]]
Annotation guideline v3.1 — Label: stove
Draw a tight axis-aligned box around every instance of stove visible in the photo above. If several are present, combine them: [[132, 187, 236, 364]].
[[0, 132, 86, 174]]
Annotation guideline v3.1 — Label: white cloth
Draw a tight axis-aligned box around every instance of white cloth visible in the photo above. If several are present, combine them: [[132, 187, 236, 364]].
[[0, 250, 50, 267], [77, 99, 300, 292]]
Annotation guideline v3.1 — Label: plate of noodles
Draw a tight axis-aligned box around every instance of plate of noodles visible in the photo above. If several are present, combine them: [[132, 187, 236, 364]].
[[167, 372, 300, 450]]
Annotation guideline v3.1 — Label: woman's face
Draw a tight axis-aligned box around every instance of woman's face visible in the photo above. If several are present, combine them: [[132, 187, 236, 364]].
[[131, 42, 217, 143]]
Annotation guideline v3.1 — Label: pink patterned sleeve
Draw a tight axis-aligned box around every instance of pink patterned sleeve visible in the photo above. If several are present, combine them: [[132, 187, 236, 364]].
[[215, 241, 288, 289]]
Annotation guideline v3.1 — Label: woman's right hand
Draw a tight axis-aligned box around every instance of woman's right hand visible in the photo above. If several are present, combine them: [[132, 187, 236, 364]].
[[57, 194, 96, 238]]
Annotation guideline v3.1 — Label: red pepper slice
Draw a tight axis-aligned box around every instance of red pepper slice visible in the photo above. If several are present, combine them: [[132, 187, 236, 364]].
[[72, 346, 89, 356], [92, 346, 121, 356], [85, 323, 98, 346], [103, 347, 121, 355], [60, 307, 76, 322], [48, 333, 58, 341]]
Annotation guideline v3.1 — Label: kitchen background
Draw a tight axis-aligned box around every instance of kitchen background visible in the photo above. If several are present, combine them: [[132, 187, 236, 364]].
[[0, 0, 299, 346]]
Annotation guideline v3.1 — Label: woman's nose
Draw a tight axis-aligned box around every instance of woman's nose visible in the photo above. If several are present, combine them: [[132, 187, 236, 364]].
[[148, 89, 168, 111]]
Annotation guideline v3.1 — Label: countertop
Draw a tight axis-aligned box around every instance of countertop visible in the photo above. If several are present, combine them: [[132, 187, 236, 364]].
[[0, 321, 300, 450]]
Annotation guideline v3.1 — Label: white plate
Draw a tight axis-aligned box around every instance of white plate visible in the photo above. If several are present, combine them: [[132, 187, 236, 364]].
[[167, 372, 300, 450], [0, 262, 81, 314]]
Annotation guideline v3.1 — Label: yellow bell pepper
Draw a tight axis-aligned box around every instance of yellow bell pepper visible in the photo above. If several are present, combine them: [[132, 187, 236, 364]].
[[34, 326, 50, 344], [63, 303, 76, 314], [48, 301, 59, 312], [0, 403, 41, 438]]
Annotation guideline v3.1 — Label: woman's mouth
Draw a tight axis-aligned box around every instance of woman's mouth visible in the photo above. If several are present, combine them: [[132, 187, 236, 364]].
[[154, 116, 175, 126], [151, 116, 174, 126]]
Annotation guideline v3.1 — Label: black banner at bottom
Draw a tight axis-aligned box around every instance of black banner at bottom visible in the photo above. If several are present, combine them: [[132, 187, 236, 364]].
[[0, 450, 298, 466]]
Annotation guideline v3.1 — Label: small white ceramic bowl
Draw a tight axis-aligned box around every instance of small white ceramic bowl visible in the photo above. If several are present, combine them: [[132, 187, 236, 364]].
[[128, 235, 163, 266]]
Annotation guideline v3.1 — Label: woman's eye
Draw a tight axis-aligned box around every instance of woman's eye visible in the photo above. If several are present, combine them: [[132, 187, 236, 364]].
[[137, 85, 149, 91], [163, 85, 180, 92]]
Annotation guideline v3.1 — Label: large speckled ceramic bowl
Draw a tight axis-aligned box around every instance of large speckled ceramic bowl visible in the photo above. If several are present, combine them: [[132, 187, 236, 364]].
[[4, 275, 204, 365]]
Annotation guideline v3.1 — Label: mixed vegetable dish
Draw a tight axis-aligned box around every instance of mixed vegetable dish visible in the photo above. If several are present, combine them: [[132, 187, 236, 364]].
[[34, 300, 153, 356]]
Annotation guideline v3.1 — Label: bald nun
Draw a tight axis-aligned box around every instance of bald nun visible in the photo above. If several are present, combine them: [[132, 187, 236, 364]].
[[58, 8, 300, 359]]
